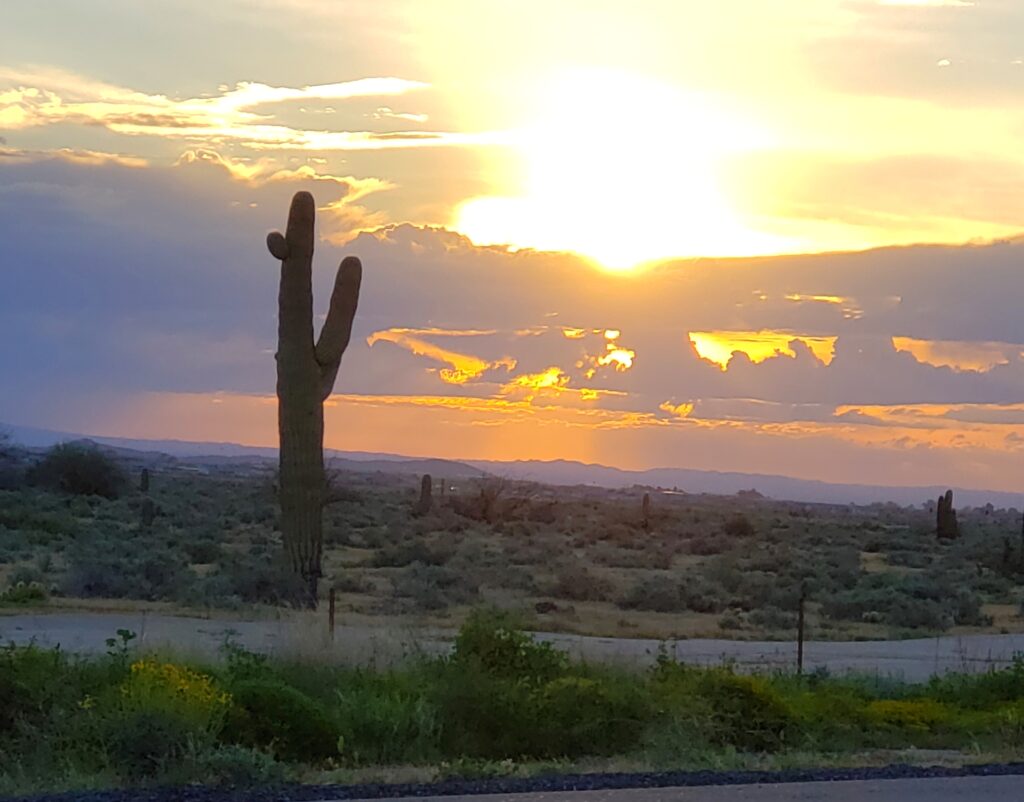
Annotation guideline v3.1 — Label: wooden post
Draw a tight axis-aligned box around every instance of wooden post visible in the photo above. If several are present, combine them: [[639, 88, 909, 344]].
[[328, 587, 336, 641], [797, 584, 806, 676]]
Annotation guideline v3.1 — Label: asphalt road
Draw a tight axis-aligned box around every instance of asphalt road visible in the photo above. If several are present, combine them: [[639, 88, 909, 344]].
[[335, 776, 1024, 801], [2, 611, 1024, 680]]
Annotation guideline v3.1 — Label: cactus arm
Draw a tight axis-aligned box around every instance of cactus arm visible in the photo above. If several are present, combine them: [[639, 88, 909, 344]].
[[316, 256, 362, 400], [271, 192, 316, 357]]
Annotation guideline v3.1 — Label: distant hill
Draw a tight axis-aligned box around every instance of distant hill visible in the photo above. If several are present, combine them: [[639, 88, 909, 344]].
[[3, 422, 1020, 508]]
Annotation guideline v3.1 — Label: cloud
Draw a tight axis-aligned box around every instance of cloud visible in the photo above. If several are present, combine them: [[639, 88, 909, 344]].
[[688, 331, 838, 370], [5, 152, 1024, 489], [366, 328, 516, 385], [892, 336, 1021, 372], [0, 66, 504, 151]]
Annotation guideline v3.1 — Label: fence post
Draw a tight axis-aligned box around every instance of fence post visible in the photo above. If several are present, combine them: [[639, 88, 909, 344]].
[[328, 587, 336, 641], [797, 584, 807, 676]]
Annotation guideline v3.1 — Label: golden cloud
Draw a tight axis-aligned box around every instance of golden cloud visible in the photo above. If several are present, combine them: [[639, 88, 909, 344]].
[[689, 330, 838, 370], [367, 328, 516, 384]]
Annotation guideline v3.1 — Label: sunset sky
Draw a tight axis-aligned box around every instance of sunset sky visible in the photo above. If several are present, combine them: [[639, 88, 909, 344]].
[[3, 0, 1024, 492]]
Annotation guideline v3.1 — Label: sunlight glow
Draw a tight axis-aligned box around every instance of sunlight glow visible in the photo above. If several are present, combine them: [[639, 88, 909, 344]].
[[453, 68, 797, 270]]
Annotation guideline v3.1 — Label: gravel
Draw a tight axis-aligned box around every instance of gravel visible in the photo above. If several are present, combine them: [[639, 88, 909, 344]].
[[5, 763, 1024, 802]]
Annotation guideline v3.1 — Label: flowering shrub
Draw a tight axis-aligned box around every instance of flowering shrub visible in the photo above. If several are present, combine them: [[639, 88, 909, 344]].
[[98, 661, 231, 779], [120, 660, 231, 730]]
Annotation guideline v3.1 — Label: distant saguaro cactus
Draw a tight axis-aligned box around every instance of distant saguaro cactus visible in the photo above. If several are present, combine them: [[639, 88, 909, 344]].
[[414, 474, 433, 516], [641, 492, 651, 531], [139, 468, 153, 530], [936, 489, 959, 540], [267, 191, 362, 607]]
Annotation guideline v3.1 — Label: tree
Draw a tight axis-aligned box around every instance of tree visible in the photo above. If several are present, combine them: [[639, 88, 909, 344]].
[[28, 442, 126, 499], [267, 192, 362, 608]]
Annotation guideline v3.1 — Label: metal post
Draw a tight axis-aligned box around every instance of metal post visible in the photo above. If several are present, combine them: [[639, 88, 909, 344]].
[[328, 587, 336, 641], [797, 585, 806, 676]]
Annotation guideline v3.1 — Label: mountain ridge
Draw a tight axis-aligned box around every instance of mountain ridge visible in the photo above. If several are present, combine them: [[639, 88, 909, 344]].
[[3, 422, 1020, 508]]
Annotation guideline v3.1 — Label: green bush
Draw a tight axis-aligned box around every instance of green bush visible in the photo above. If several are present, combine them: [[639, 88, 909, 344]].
[[62, 546, 189, 602], [391, 561, 478, 611], [618, 575, 685, 612], [535, 674, 650, 756], [96, 659, 230, 780], [222, 679, 339, 762], [452, 609, 567, 685], [0, 582, 47, 606], [181, 744, 285, 787], [335, 671, 440, 764], [654, 662, 795, 752]]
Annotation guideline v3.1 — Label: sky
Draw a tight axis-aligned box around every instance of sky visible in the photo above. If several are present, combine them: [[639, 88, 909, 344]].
[[3, 0, 1024, 492]]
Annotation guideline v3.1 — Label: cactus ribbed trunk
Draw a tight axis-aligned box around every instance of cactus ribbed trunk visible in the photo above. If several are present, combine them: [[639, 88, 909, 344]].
[[936, 488, 959, 540], [269, 192, 362, 609], [414, 473, 433, 516]]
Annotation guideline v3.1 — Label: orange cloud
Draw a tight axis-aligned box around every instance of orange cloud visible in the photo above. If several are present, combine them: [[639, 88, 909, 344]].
[[367, 328, 515, 384], [689, 330, 837, 369]]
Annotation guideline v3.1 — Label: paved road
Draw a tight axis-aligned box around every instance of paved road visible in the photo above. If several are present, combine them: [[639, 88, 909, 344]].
[[2, 612, 1024, 680], [336, 776, 1024, 801]]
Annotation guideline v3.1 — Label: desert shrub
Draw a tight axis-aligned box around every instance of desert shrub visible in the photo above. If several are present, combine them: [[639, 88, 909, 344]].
[[866, 699, 953, 734], [452, 609, 567, 686], [212, 554, 306, 606], [679, 576, 728, 614], [332, 573, 372, 594], [181, 744, 285, 787], [372, 539, 451, 568], [654, 662, 795, 752], [391, 562, 478, 611], [183, 536, 223, 564], [548, 561, 611, 602], [62, 545, 190, 602], [335, 672, 441, 764], [432, 658, 538, 758], [686, 533, 732, 555], [0, 582, 47, 606], [0, 644, 72, 734], [8, 564, 46, 585], [717, 610, 744, 630], [222, 679, 339, 762], [821, 572, 988, 631], [722, 513, 755, 538], [28, 444, 126, 499], [618, 575, 685, 613], [747, 606, 798, 630], [534, 674, 650, 756], [928, 654, 1024, 708], [98, 660, 230, 779]]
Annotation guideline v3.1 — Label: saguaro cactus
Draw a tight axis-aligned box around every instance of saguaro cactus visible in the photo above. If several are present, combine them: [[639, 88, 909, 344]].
[[414, 473, 433, 516], [267, 191, 362, 607], [139, 468, 154, 530], [641, 492, 651, 530], [936, 489, 959, 540]]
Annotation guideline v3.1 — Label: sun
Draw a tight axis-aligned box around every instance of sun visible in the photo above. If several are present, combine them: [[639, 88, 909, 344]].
[[454, 68, 795, 271]]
